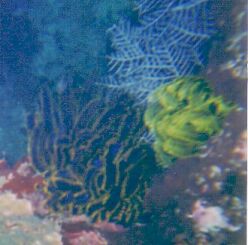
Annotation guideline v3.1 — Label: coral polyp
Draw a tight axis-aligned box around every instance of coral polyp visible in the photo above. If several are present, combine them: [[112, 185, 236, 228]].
[[144, 77, 235, 167], [27, 82, 156, 226]]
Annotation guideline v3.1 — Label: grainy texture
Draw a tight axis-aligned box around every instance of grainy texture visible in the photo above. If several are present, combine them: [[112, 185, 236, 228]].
[[27, 83, 156, 226], [144, 77, 234, 167]]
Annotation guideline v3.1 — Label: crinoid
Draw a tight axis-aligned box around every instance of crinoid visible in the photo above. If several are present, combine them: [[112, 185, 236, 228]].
[[144, 77, 235, 168], [27, 81, 156, 226]]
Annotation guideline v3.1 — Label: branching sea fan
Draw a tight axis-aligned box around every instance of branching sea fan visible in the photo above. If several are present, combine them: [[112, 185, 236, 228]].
[[105, 0, 215, 104]]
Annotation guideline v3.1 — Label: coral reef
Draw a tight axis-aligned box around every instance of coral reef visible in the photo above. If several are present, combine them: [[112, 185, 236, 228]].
[[62, 220, 109, 245], [232, 130, 247, 162], [221, 3, 247, 80], [144, 77, 234, 168], [189, 200, 241, 233], [0, 158, 47, 215], [0, 159, 62, 244], [27, 80, 157, 226], [0, 215, 62, 245], [66, 230, 108, 245], [105, 0, 215, 103], [0, 157, 118, 244], [0, 191, 34, 216], [202, 0, 246, 109], [125, 110, 246, 245], [0, 1, 245, 244]]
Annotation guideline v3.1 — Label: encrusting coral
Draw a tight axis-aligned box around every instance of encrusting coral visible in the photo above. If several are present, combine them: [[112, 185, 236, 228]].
[[144, 77, 235, 167]]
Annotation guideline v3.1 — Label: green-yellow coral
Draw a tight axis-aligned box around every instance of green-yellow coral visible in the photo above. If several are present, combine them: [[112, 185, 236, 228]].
[[144, 77, 235, 168]]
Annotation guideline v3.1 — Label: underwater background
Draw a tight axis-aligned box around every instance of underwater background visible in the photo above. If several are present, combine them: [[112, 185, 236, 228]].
[[0, 0, 246, 244]]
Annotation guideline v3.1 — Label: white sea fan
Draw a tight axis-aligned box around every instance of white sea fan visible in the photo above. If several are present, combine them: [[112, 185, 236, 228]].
[[105, 0, 215, 104]]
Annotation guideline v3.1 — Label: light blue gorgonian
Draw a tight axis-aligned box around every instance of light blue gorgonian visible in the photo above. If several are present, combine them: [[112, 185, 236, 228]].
[[105, 0, 215, 103]]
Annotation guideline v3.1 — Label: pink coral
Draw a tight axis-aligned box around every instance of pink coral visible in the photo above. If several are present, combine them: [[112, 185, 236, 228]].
[[0, 157, 47, 215], [94, 221, 126, 233], [61, 215, 116, 244], [65, 230, 108, 245], [0, 157, 44, 197]]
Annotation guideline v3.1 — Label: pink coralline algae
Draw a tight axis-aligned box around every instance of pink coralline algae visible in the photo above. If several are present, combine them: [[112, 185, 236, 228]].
[[94, 221, 126, 233], [64, 230, 108, 245], [0, 157, 47, 216], [61, 216, 110, 244], [0, 158, 62, 244], [0, 157, 44, 197], [0, 157, 112, 244]]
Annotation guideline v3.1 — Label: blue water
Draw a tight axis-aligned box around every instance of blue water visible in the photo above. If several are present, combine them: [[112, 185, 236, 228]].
[[0, 0, 246, 244]]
